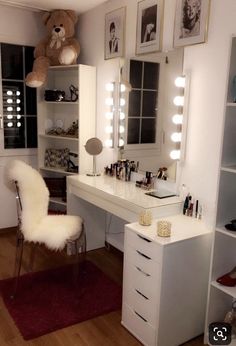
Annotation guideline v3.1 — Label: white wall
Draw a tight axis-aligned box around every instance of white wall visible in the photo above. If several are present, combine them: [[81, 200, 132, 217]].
[[0, 5, 44, 228], [77, 0, 235, 228]]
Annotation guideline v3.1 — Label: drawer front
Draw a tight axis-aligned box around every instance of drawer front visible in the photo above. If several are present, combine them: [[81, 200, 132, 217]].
[[123, 285, 158, 326], [124, 246, 161, 279], [123, 260, 160, 301], [122, 303, 156, 346], [125, 229, 162, 263]]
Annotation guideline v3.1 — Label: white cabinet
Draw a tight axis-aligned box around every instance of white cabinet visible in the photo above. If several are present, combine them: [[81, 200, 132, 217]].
[[204, 37, 236, 344], [37, 64, 96, 208], [122, 214, 212, 346]]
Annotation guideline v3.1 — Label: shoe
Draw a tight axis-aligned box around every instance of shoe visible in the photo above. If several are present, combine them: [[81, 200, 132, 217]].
[[217, 267, 236, 286]]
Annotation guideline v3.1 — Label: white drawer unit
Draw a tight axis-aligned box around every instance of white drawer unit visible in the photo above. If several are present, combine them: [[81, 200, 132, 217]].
[[121, 214, 212, 346]]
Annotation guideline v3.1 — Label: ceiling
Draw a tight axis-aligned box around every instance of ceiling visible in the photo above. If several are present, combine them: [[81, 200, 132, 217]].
[[0, 0, 107, 13]]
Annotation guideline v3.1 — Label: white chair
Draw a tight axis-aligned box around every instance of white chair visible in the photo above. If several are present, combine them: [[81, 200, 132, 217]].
[[7, 160, 86, 297]]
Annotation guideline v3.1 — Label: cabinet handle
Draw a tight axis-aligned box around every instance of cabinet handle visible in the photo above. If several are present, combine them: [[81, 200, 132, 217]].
[[135, 266, 150, 277], [135, 289, 149, 300], [134, 310, 147, 322], [137, 234, 151, 243], [136, 250, 151, 260]]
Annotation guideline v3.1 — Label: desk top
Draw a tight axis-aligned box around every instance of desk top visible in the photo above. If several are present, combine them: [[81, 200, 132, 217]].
[[68, 174, 182, 211]]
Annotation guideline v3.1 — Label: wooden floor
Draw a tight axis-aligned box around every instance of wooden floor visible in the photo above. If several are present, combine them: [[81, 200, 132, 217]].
[[0, 228, 205, 346]]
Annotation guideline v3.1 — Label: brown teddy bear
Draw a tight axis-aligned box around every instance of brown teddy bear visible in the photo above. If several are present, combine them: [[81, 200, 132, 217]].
[[26, 9, 80, 88]]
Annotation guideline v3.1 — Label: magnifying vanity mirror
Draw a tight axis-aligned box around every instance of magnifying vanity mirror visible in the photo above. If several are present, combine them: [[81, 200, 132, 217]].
[[121, 48, 184, 182]]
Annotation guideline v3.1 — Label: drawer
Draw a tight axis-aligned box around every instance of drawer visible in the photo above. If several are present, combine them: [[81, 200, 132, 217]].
[[123, 260, 160, 301], [122, 303, 156, 346], [123, 285, 158, 326], [124, 246, 161, 279], [125, 229, 162, 263]]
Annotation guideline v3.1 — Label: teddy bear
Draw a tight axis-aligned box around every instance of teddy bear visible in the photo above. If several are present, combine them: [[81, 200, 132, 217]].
[[25, 9, 80, 88]]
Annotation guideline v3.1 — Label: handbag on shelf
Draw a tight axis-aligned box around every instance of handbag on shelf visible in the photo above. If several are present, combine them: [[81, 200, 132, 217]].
[[44, 148, 70, 169]]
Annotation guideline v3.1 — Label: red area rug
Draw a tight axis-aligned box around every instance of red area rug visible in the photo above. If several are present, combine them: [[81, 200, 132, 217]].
[[0, 261, 122, 340]]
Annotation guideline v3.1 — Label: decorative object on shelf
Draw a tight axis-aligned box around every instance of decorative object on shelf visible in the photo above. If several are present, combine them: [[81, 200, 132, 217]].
[[66, 152, 78, 173], [105, 7, 126, 60], [139, 209, 152, 226], [224, 301, 236, 337], [136, 0, 163, 55], [157, 220, 171, 237], [216, 266, 236, 287], [44, 89, 65, 102], [44, 148, 70, 168], [85, 137, 103, 176], [25, 10, 80, 88], [173, 0, 210, 48], [46, 120, 78, 138], [225, 219, 236, 231], [69, 84, 78, 102]]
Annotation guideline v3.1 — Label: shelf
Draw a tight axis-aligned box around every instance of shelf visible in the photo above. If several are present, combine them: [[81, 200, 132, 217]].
[[39, 134, 78, 141], [49, 197, 67, 206], [49, 64, 79, 71], [44, 101, 79, 105], [221, 165, 236, 173], [106, 232, 124, 252], [211, 280, 236, 298], [216, 226, 236, 239], [40, 167, 77, 175]]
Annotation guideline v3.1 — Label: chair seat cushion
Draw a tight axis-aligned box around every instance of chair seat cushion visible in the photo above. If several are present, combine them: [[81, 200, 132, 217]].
[[25, 215, 83, 250]]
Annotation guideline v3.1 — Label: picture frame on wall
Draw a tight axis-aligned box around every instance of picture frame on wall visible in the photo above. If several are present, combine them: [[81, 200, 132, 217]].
[[173, 0, 210, 48], [136, 0, 163, 55], [105, 7, 126, 60]]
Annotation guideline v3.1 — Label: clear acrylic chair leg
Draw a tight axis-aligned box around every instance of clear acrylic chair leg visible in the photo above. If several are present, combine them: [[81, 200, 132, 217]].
[[11, 233, 24, 299]]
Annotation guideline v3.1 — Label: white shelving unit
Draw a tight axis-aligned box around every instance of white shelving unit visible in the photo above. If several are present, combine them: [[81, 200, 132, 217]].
[[205, 37, 236, 344], [37, 64, 96, 208]]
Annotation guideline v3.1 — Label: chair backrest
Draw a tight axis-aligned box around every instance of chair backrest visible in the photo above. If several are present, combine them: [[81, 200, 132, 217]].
[[7, 160, 49, 240]]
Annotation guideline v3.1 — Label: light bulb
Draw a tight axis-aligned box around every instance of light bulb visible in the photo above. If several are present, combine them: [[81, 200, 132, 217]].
[[7, 122, 13, 127], [105, 125, 113, 134], [105, 97, 113, 106], [175, 77, 186, 88], [7, 99, 13, 104], [17, 122, 21, 127], [105, 139, 113, 147], [119, 138, 124, 146], [17, 115, 21, 119], [173, 96, 184, 106], [119, 112, 125, 120], [170, 150, 180, 160], [7, 107, 13, 112], [172, 114, 183, 125], [16, 91, 21, 96], [7, 114, 13, 119], [7, 90, 13, 96], [105, 83, 114, 92], [17, 107, 21, 112], [171, 132, 182, 142], [105, 112, 113, 120], [120, 98, 125, 106], [16, 99, 21, 104], [120, 84, 126, 92], [119, 125, 125, 134]]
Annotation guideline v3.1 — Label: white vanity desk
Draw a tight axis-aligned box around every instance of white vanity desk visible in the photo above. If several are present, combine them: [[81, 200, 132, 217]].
[[67, 174, 182, 251]]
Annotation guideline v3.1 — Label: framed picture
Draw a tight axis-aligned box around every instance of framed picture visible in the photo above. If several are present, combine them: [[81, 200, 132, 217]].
[[105, 7, 126, 60], [136, 0, 163, 55], [174, 0, 210, 47]]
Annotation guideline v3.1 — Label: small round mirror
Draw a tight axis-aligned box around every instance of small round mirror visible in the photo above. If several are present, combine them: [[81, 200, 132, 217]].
[[85, 137, 103, 176]]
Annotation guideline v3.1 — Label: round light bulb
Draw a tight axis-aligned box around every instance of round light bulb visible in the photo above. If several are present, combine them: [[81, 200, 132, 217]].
[[17, 114, 21, 119], [105, 139, 113, 147], [16, 91, 21, 96], [7, 122, 13, 127], [16, 99, 21, 104], [119, 112, 125, 120], [120, 98, 125, 106], [120, 84, 126, 92], [105, 112, 113, 120], [7, 114, 13, 119], [7, 90, 13, 96], [171, 132, 182, 142], [172, 114, 183, 125], [119, 138, 124, 146], [170, 150, 180, 160], [105, 97, 113, 106], [105, 125, 113, 134], [17, 122, 21, 127], [17, 107, 21, 112], [175, 77, 186, 88], [119, 125, 125, 134], [105, 83, 114, 92], [7, 99, 13, 104], [173, 96, 184, 106], [7, 107, 13, 112]]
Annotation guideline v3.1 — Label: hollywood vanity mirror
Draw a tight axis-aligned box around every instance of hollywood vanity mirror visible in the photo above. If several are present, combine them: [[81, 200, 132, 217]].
[[121, 48, 184, 182]]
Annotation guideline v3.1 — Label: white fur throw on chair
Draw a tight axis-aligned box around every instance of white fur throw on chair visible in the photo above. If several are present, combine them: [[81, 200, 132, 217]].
[[7, 160, 83, 250]]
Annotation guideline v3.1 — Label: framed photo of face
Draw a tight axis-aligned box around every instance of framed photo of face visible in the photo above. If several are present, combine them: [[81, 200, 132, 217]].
[[136, 0, 163, 55], [174, 0, 210, 47], [105, 7, 126, 60]]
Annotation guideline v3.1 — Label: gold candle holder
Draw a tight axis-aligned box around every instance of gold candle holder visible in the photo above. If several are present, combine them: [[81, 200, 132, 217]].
[[157, 220, 171, 237], [139, 209, 152, 226]]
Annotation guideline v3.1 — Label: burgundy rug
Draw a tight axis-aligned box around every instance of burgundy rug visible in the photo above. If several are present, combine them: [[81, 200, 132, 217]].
[[0, 261, 122, 340]]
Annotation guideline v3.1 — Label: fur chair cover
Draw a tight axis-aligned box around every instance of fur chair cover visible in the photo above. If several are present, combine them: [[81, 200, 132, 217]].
[[7, 160, 83, 250]]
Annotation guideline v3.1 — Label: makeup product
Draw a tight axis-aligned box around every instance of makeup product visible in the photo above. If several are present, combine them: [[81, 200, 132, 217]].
[[195, 200, 199, 218], [183, 194, 189, 215]]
